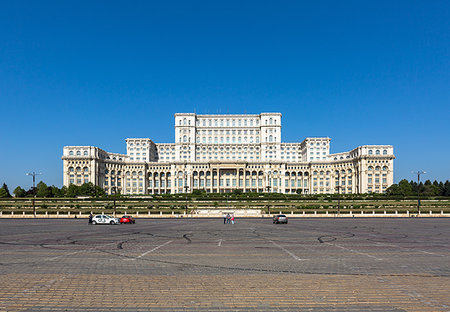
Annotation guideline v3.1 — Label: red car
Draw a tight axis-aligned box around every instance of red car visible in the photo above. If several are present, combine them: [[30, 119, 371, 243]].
[[120, 215, 135, 224]]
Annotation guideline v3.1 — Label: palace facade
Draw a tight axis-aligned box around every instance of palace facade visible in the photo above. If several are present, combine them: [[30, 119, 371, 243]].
[[62, 113, 395, 195]]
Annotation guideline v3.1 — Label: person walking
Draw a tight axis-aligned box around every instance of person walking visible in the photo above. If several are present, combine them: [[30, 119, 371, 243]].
[[226, 213, 231, 224], [223, 213, 227, 224], [231, 215, 235, 225], [88, 213, 93, 225]]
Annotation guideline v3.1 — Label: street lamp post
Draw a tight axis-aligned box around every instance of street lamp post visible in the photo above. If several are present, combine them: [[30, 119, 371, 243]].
[[413, 171, 426, 215], [26, 172, 42, 218]]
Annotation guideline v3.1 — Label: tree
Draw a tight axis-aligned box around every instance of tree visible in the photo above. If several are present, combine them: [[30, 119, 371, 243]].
[[444, 181, 450, 196], [398, 179, 414, 196], [0, 188, 8, 198], [13, 186, 27, 198], [386, 183, 401, 195], [59, 186, 67, 197], [1, 183, 11, 197], [36, 181, 50, 197], [66, 184, 78, 197]]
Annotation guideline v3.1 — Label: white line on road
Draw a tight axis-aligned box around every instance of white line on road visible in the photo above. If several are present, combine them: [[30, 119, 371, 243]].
[[217, 239, 222, 247], [326, 242, 383, 261], [270, 241, 308, 261], [136, 240, 173, 259], [46, 242, 117, 261], [373, 241, 447, 257]]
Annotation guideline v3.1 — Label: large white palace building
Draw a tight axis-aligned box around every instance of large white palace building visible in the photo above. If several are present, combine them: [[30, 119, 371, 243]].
[[62, 113, 395, 195]]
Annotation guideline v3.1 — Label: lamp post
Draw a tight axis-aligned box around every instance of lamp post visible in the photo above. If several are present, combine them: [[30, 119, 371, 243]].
[[413, 171, 426, 215], [26, 172, 42, 218]]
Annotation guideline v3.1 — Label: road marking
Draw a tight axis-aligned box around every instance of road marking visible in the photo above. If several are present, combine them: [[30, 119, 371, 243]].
[[326, 242, 383, 261], [270, 241, 308, 261], [217, 239, 222, 247], [46, 242, 116, 261], [374, 241, 446, 257], [136, 240, 173, 259]]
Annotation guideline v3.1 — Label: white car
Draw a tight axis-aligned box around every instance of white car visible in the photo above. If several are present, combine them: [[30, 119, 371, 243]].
[[91, 215, 120, 225]]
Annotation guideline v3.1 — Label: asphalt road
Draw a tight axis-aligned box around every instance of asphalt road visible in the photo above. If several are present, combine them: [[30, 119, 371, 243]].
[[0, 218, 449, 311]]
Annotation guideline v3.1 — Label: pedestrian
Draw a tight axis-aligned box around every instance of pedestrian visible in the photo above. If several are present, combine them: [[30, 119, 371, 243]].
[[88, 213, 93, 225], [226, 213, 231, 224], [231, 215, 235, 225], [223, 213, 227, 224]]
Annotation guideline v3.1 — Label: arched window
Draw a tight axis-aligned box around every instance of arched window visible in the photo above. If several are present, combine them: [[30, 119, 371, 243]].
[[383, 150, 387, 155], [69, 151, 74, 156], [368, 150, 373, 155], [269, 135, 273, 142], [76, 151, 81, 156], [368, 166, 373, 171], [269, 118, 273, 125], [83, 151, 88, 156], [183, 135, 187, 143], [382, 166, 388, 171], [376, 150, 380, 155]]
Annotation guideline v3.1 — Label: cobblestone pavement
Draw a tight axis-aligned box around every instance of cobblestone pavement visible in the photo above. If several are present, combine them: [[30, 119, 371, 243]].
[[0, 218, 449, 311]]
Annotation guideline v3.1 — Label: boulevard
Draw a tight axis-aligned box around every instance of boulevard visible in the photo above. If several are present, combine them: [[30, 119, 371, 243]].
[[0, 218, 449, 311]]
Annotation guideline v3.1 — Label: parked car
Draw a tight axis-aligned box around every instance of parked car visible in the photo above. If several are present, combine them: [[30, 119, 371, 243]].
[[91, 215, 120, 225], [120, 215, 135, 224], [273, 214, 288, 224]]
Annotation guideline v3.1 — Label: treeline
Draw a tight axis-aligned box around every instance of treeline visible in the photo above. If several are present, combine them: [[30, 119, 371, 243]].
[[1, 179, 450, 199], [0, 182, 106, 198], [386, 179, 450, 197]]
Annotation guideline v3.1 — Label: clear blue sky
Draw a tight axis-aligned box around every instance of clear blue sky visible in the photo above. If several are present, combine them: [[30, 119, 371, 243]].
[[1, 1, 449, 190]]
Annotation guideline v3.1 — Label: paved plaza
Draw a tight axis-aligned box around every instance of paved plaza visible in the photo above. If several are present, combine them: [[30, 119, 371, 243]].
[[0, 218, 449, 311]]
